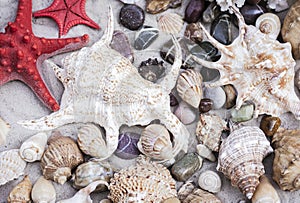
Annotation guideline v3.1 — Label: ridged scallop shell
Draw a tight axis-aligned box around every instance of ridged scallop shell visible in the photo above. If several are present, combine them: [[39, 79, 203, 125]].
[[0, 117, 10, 145], [0, 149, 27, 186], [217, 126, 273, 199], [137, 124, 173, 161], [41, 133, 84, 184], [196, 114, 227, 152], [72, 161, 113, 190], [20, 132, 48, 162], [255, 13, 281, 40], [198, 170, 221, 193], [108, 155, 177, 202], [77, 123, 107, 158], [272, 128, 300, 191], [157, 13, 183, 34], [7, 175, 32, 203], [252, 175, 281, 203], [176, 69, 203, 108], [31, 176, 56, 203]]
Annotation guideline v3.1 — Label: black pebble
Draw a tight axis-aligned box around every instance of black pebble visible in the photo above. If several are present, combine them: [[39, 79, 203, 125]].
[[119, 4, 145, 30]]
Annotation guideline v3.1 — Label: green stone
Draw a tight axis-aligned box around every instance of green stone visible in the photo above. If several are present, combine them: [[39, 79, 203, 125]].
[[231, 103, 254, 122]]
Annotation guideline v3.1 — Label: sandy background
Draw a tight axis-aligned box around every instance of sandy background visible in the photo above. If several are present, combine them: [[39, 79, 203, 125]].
[[0, 0, 300, 202]]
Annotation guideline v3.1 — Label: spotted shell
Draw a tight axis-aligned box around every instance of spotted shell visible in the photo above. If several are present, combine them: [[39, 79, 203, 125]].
[[252, 175, 280, 203], [108, 155, 177, 202], [77, 123, 106, 158], [0, 149, 27, 186], [272, 128, 300, 191], [255, 13, 281, 40], [7, 175, 32, 203], [217, 126, 273, 199], [176, 69, 203, 108], [41, 132, 84, 184], [31, 176, 56, 203], [157, 13, 184, 34], [0, 117, 10, 146]]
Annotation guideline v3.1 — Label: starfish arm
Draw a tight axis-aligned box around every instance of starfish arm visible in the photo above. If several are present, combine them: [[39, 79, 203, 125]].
[[0, 70, 12, 85], [14, 0, 33, 33]]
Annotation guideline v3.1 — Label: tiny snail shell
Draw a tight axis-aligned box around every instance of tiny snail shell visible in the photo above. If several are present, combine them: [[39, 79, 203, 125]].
[[255, 13, 281, 40], [31, 176, 56, 203], [0, 117, 10, 146], [7, 175, 32, 203], [198, 170, 222, 193], [19, 132, 48, 162]]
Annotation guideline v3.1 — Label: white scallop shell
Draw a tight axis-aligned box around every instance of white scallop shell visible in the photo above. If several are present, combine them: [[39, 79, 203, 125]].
[[0, 117, 10, 146], [19, 132, 48, 162], [252, 175, 281, 203], [7, 175, 32, 203], [198, 170, 222, 193], [31, 176, 56, 203], [158, 13, 184, 34], [255, 13, 281, 40], [0, 149, 27, 186], [196, 144, 216, 162], [176, 69, 203, 108]]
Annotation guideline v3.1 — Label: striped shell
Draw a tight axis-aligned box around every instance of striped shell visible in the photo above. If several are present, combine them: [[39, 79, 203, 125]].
[[217, 126, 273, 199], [0, 117, 10, 145], [158, 13, 183, 34], [7, 175, 32, 203], [108, 155, 177, 202], [0, 149, 27, 186]]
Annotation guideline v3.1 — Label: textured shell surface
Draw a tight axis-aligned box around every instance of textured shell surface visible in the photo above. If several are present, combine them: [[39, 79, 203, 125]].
[[195, 113, 227, 152], [7, 175, 32, 203], [0, 149, 27, 186], [198, 170, 222, 193], [31, 176, 56, 203], [216, 0, 245, 11], [255, 13, 281, 40], [157, 13, 184, 34], [183, 188, 222, 203], [41, 133, 84, 184], [178, 181, 195, 201], [252, 175, 281, 203], [108, 155, 177, 202], [20, 7, 189, 162], [176, 69, 203, 108], [0, 117, 10, 146], [217, 126, 273, 199], [137, 124, 173, 161], [272, 128, 300, 191], [196, 144, 216, 162], [192, 6, 300, 120], [19, 132, 48, 162]]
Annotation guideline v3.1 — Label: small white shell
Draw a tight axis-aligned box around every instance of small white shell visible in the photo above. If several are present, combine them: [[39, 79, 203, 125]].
[[0, 149, 27, 186], [252, 175, 281, 203], [255, 13, 281, 40], [176, 69, 203, 108], [19, 132, 48, 162], [174, 101, 197, 125], [196, 144, 216, 162], [158, 13, 184, 34], [7, 175, 32, 203], [0, 117, 10, 145], [31, 176, 56, 203], [198, 170, 222, 193]]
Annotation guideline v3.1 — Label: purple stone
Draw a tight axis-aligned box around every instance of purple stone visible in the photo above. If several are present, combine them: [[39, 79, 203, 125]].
[[184, 0, 206, 23], [240, 4, 266, 25], [115, 132, 141, 159]]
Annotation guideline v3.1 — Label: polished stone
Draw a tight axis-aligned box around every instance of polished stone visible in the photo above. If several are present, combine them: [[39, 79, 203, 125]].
[[184, 0, 206, 23], [260, 115, 281, 136], [230, 103, 254, 122], [115, 132, 141, 159], [119, 4, 145, 30], [134, 26, 159, 50]]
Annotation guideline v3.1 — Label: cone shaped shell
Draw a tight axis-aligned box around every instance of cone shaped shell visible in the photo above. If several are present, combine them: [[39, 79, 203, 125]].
[[31, 176, 56, 203], [158, 13, 184, 34], [7, 175, 32, 203], [252, 175, 280, 203]]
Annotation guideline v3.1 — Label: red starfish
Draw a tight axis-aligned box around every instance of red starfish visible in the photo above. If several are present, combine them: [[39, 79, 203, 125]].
[[33, 0, 100, 37], [0, 0, 89, 111]]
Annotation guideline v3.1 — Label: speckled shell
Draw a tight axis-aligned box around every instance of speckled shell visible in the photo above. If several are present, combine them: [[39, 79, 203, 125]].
[[20, 132, 48, 162], [196, 114, 227, 152], [108, 155, 177, 202], [252, 175, 280, 203], [158, 13, 184, 34], [77, 123, 106, 158], [0, 117, 10, 146], [138, 124, 173, 161], [41, 133, 84, 184], [0, 149, 27, 186], [217, 126, 273, 199], [176, 69, 203, 108], [272, 128, 300, 191], [255, 13, 281, 40], [7, 175, 32, 203], [31, 176, 56, 203]]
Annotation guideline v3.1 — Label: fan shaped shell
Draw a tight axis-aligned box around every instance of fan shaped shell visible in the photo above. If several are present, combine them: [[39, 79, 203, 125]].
[[7, 175, 32, 203], [158, 13, 183, 34]]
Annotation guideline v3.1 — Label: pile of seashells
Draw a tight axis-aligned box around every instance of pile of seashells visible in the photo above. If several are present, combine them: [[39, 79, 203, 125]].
[[1, 0, 300, 202]]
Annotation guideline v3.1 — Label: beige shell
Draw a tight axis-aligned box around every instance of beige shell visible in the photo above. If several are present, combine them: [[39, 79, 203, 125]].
[[178, 181, 196, 201], [217, 126, 273, 199], [20, 132, 48, 162], [72, 161, 113, 190], [99, 199, 112, 203], [255, 13, 281, 40], [163, 197, 181, 203], [77, 123, 106, 158], [196, 114, 227, 152], [179, 184, 222, 203], [198, 170, 222, 193], [272, 128, 300, 191], [252, 175, 281, 203], [137, 124, 173, 161], [41, 132, 84, 184], [0, 117, 10, 145], [31, 176, 56, 203], [7, 175, 32, 203], [196, 144, 216, 162], [108, 155, 177, 202], [176, 69, 203, 108], [157, 13, 184, 34], [0, 149, 27, 186]]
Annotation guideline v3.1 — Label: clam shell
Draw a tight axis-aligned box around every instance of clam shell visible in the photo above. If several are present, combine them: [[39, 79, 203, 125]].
[[176, 69, 203, 108], [0, 149, 27, 186], [252, 175, 281, 203], [137, 124, 173, 161], [19, 132, 48, 162], [77, 123, 107, 158], [41, 132, 84, 184], [198, 170, 222, 193], [0, 117, 10, 145], [217, 126, 273, 199], [157, 13, 184, 34], [31, 176, 56, 203], [7, 175, 32, 203], [255, 13, 281, 40]]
